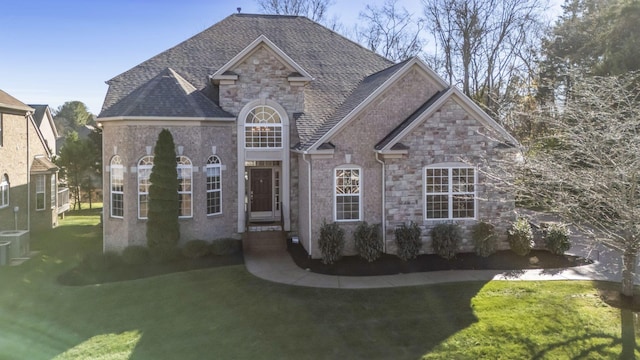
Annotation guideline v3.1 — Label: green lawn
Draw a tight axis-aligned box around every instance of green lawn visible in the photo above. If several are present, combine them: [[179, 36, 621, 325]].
[[0, 207, 637, 359]]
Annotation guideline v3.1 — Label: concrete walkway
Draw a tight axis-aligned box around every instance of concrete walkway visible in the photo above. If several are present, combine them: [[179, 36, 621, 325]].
[[244, 219, 640, 289]]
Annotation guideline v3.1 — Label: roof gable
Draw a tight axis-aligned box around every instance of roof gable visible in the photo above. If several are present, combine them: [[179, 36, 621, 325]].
[[376, 88, 518, 152], [99, 68, 233, 119], [303, 57, 449, 151], [210, 34, 313, 83], [0, 89, 34, 113], [29, 105, 59, 139]]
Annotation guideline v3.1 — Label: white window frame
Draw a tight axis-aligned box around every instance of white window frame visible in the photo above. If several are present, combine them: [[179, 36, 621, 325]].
[[177, 156, 193, 218], [205, 155, 222, 216], [50, 174, 56, 209], [424, 164, 477, 220], [138, 156, 153, 219], [35, 175, 46, 211], [334, 166, 362, 222], [0, 174, 8, 208], [244, 105, 283, 149], [110, 155, 124, 218]]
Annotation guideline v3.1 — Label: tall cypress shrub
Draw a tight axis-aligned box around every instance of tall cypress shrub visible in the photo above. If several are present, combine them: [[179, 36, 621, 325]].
[[146, 129, 179, 257]]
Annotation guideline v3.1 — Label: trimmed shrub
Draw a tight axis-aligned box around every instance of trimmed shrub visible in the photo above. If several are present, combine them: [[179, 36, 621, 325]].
[[82, 251, 121, 271], [149, 245, 182, 263], [210, 238, 242, 256], [121, 245, 150, 265], [394, 221, 422, 261], [318, 220, 345, 264], [508, 217, 534, 256], [430, 223, 461, 260], [544, 223, 571, 255], [182, 240, 211, 259], [472, 221, 498, 257], [354, 222, 383, 262]]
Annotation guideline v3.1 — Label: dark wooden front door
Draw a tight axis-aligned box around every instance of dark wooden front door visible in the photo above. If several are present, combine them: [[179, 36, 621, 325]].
[[251, 168, 272, 212]]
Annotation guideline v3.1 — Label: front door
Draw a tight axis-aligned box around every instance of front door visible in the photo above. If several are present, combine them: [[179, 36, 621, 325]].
[[250, 168, 272, 219]]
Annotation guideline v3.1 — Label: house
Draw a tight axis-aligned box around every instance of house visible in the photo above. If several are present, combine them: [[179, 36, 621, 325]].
[[0, 90, 69, 238], [98, 14, 518, 258], [29, 105, 59, 155]]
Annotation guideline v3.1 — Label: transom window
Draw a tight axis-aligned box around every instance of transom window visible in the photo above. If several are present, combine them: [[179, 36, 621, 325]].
[[244, 106, 282, 148], [177, 156, 193, 218], [0, 174, 9, 208], [36, 175, 46, 211], [334, 167, 361, 221], [110, 155, 124, 218], [138, 156, 153, 219], [205, 155, 222, 215], [425, 166, 476, 220]]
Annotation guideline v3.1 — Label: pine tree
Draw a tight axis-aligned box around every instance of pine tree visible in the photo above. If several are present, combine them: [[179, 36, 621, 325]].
[[146, 129, 179, 258]]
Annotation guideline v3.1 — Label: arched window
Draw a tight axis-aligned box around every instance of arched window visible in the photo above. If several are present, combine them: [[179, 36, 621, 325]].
[[110, 155, 124, 218], [205, 155, 222, 215], [138, 156, 154, 219], [0, 174, 9, 208], [177, 156, 193, 218], [244, 105, 283, 148]]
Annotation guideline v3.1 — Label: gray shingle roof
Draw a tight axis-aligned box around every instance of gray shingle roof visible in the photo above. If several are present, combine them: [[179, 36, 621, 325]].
[[30, 105, 48, 127], [0, 89, 33, 113], [100, 68, 232, 118], [100, 14, 393, 146]]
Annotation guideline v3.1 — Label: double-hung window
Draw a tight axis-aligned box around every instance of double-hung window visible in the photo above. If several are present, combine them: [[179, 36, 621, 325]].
[[334, 167, 361, 221], [50, 174, 56, 209], [425, 165, 476, 220], [0, 174, 8, 208], [110, 155, 124, 218], [138, 156, 153, 219], [35, 175, 46, 210], [205, 155, 222, 215], [177, 156, 192, 218]]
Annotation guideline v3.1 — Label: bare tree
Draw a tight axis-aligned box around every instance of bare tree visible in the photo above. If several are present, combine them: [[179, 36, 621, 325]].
[[508, 72, 640, 298], [423, 0, 547, 117], [256, 0, 332, 23], [356, 0, 425, 62]]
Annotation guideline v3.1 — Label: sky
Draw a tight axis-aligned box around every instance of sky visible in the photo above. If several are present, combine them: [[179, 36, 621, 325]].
[[0, 0, 561, 115]]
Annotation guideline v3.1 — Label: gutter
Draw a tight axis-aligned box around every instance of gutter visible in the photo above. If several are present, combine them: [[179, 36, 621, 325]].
[[302, 153, 312, 257], [26, 111, 31, 232], [375, 152, 386, 252]]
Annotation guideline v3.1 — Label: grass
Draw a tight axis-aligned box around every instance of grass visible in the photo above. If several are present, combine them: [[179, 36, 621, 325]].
[[0, 206, 638, 359]]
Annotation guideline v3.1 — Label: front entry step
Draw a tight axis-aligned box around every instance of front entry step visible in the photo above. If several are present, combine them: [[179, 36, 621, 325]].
[[243, 230, 287, 252]]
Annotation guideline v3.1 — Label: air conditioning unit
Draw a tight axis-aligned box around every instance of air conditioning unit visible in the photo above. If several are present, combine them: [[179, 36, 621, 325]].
[[0, 230, 30, 259]]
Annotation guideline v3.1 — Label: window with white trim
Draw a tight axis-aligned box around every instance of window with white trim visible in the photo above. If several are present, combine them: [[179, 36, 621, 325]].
[[244, 106, 283, 148], [205, 155, 222, 215], [0, 113, 3, 147], [0, 174, 8, 208], [425, 166, 476, 220], [36, 175, 45, 210], [138, 156, 153, 219], [177, 156, 193, 218], [110, 155, 124, 218], [334, 167, 361, 221], [50, 174, 56, 209]]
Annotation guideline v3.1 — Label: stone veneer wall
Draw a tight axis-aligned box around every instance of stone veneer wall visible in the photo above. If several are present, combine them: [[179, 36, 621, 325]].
[[304, 67, 442, 258], [102, 123, 238, 252], [384, 98, 517, 254]]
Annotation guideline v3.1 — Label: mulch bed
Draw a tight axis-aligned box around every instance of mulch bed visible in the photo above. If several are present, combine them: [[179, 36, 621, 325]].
[[288, 242, 592, 276]]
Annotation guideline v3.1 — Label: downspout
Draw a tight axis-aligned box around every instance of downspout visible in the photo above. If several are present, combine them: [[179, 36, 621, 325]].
[[375, 152, 386, 252], [302, 153, 312, 257], [26, 111, 31, 232], [100, 123, 106, 254]]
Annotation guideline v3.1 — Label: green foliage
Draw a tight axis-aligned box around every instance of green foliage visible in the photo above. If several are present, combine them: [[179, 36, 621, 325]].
[[318, 220, 345, 264], [508, 217, 534, 256], [394, 221, 422, 261], [146, 129, 180, 259], [430, 223, 461, 260], [182, 240, 211, 259], [121, 245, 150, 265], [53, 100, 94, 135], [149, 245, 183, 264], [472, 221, 498, 257], [210, 238, 242, 256], [82, 251, 121, 272], [544, 224, 571, 255], [55, 131, 92, 210], [354, 222, 382, 262]]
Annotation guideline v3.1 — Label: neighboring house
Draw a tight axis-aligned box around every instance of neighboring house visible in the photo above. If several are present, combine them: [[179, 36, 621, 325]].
[[98, 14, 518, 257], [0, 90, 69, 234], [29, 105, 59, 155]]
